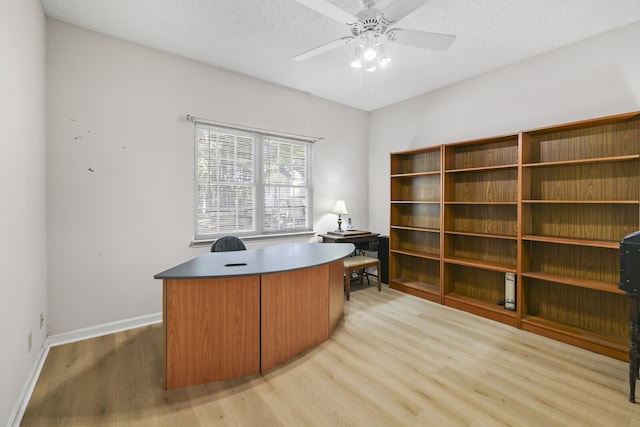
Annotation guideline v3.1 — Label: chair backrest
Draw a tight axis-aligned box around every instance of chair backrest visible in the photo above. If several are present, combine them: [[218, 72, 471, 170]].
[[211, 236, 247, 252]]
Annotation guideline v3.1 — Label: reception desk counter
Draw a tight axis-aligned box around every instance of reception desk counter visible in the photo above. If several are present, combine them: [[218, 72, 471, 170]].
[[154, 243, 354, 389]]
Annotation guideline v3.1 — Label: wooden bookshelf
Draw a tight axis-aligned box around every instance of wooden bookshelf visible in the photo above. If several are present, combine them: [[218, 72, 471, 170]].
[[389, 111, 640, 361], [519, 112, 640, 359], [389, 146, 442, 303], [442, 135, 519, 326]]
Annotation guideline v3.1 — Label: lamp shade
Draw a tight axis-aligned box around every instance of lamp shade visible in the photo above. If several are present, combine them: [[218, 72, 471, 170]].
[[331, 200, 349, 215]]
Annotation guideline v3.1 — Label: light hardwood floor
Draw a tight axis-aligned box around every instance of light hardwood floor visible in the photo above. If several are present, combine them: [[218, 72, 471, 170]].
[[21, 283, 640, 426]]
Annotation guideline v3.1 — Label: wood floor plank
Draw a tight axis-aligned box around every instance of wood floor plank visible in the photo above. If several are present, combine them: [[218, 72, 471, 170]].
[[20, 283, 640, 426]]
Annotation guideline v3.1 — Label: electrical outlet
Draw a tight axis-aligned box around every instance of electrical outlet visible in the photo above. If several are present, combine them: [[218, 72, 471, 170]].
[[40, 312, 45, 329], [28, 332, 32, 353]]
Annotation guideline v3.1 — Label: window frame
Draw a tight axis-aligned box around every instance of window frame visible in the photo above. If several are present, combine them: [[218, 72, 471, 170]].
[[193, 121, 314, 242]]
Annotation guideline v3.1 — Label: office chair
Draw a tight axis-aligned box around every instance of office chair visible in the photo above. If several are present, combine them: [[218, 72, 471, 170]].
[[211, 236, 247, 252]]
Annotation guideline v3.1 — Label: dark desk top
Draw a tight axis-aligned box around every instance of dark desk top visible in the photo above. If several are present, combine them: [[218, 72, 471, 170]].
[[318, 231, 379, 240], [154, 243, 355, 279]]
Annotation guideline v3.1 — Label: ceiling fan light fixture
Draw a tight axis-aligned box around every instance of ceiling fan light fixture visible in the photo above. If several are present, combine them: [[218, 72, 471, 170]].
[[365, 60, 377, 72], [362, 32, 377, 61], [292, 0, 457, 73], [363, 46, 377, 61], [350, 46, 364, 68], [378, 44, 391, 67]]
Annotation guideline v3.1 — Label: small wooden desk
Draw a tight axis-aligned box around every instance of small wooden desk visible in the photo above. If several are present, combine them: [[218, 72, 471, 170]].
[[319, 230, 379, 252], [320, 231, 381, 300]]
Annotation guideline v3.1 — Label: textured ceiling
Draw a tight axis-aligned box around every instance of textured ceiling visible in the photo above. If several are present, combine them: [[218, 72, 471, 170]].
[[40, 0, 640, 111]]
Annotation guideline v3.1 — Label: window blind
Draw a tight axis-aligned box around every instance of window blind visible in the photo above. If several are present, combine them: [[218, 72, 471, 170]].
[[195, 122, 312, 240]]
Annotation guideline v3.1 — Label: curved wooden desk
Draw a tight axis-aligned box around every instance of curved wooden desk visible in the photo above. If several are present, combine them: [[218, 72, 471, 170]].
[[154, 243, 354, 389]]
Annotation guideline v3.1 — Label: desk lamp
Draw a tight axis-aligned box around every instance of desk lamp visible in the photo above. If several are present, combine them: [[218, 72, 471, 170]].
[[331, 200, 349, 233]]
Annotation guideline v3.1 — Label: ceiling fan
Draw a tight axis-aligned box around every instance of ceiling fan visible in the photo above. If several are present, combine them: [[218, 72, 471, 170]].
[[292, 0, 456, 66]]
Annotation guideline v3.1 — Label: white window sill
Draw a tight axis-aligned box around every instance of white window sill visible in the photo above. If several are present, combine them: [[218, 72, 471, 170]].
[[190, 231, 317, 248]]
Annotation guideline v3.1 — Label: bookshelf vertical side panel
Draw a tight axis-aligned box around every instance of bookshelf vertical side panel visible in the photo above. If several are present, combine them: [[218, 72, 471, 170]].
[[516, 132, 524, 327]]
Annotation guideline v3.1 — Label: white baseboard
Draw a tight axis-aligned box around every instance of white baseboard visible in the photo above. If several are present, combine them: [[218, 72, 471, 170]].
[[47, 312, 162, 348], [7, 312, 162, 427], [7, 341, 50, 427]]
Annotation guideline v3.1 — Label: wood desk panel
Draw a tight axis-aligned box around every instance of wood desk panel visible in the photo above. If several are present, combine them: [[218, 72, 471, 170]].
[[261, 265, 330, 372], [164, 277, 260, 389], [329, 259, 345, 332]]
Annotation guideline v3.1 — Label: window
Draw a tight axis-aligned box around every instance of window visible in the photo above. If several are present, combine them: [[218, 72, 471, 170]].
[[195, 122, 313, 240]]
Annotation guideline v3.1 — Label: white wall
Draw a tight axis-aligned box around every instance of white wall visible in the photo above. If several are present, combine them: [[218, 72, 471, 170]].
[[369, 21, 640, 235], [46, 19, 369, 335], [0, 0, 47, 425]]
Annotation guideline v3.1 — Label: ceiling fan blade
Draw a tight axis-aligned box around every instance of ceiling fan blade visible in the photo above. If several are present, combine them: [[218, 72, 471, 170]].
[[292, 36, 354, 61], [296, 0, 357, 25], [381, 0, 431, 23], [387, 28, 456, 51]]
